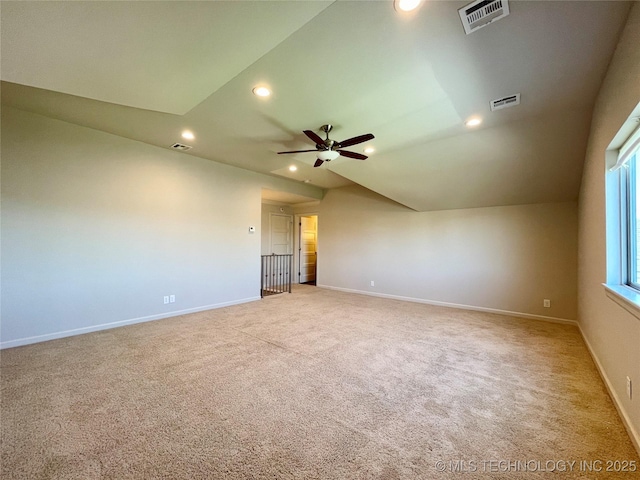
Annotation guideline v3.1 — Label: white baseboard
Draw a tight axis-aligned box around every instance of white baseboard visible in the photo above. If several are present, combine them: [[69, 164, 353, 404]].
[[0, 296, 261, 350], [578, 325, 640, 456], [317, 285, 578, 326]]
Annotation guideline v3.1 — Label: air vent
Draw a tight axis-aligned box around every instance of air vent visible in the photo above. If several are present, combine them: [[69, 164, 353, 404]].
[[490, 93, 520, 111], [459, 0, 510, 35], [170, 143, 192, 151]]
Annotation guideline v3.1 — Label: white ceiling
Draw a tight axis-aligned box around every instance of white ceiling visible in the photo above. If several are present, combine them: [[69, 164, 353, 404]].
[[1, 1, 333, 115], [1, 1, 632, 211]]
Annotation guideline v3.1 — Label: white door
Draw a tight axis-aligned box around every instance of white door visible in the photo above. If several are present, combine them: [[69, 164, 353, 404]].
[[270, 213, 293, 254], [299, 215, 317, 283]]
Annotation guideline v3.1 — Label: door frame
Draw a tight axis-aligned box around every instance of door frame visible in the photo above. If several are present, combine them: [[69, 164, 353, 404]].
[[294, 213, 319, 284]]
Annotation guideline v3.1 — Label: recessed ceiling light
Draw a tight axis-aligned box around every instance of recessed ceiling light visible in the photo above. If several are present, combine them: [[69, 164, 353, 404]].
[[465, 117, 482, 127], [364, 147, 375, 154], [394, 0, 422, 12], [252, 86, 271, 97], [289, 165, 297, 172], [181, 130, 195, 140]]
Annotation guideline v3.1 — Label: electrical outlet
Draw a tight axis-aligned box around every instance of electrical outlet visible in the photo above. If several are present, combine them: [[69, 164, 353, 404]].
[[370, 280, 375, 287], [543, 299, 551, 308], [169, 295, 175, 303], [627, 376, 632, 400], [163, 296, 169, 304]]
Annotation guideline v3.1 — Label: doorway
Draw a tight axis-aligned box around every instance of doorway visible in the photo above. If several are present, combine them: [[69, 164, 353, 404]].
[[297, 215, 318, 285], [261, 212, 294, 297], [269, 213, 293, 255]]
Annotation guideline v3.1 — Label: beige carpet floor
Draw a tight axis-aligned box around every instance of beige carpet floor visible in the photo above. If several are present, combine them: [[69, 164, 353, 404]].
[[2, 285, 638, 479]]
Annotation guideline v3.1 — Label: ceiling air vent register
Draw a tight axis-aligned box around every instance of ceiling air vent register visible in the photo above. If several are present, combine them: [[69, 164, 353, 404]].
[[490, 93, 520, 111], [170, 143, 192, 151], [459, 0, 510, 35]]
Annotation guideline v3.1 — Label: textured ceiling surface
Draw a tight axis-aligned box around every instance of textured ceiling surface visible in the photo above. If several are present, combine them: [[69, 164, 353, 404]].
[[1, 1, 632, 210]]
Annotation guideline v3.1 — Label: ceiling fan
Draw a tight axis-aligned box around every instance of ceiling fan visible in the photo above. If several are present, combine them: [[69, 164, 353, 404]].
[[278, 124, 375, 167]]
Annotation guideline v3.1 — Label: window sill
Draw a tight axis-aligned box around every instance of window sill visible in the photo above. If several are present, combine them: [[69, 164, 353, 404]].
[[603, 283, 640, 321]]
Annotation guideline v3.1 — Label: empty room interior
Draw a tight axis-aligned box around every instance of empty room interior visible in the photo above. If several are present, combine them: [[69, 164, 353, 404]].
[[2, 1, 640, 478]]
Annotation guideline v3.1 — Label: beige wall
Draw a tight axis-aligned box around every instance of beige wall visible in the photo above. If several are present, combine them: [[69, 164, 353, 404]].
[[1, 107, 321, 347], [319, 185, 578, 321], [578, 4, 640, 448]]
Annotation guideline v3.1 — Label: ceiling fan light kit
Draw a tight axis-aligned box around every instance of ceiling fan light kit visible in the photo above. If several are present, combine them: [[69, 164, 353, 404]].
[[278, 124, 374, 168], [317, 150, 340, 162]]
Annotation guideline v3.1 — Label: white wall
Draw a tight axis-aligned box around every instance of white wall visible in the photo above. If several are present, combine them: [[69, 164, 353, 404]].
[[578, 4, 640, 450], [0, 107, 322, 348], [319, 185, 578, 321]]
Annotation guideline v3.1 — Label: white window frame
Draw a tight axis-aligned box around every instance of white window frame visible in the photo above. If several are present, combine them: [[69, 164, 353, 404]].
[[605, 114, 640, 319]]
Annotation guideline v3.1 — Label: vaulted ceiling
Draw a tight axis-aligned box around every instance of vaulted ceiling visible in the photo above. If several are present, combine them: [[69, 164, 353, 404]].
[[1, 1, 632, 211]]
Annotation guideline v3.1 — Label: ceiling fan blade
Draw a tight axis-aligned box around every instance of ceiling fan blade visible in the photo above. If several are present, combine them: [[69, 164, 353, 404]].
[[338, 150, 368, 160], [277, 149, 318, 154], [304, 130, 325, 145], [313, 159, 324, 168], [338, 133, 374, 148]]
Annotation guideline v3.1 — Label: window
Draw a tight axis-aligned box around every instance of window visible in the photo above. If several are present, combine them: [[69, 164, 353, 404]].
[[623, 149, 640, 289], [605, 115, 640, 315]]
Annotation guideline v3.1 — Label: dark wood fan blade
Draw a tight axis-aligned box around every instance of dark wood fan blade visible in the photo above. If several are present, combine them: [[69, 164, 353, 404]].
[[304, 130, 325, 145], [338, 133, 374, 148], [313, 159, 324, 168], [338, 150, 368, 160], [277, 149, 318, 154]]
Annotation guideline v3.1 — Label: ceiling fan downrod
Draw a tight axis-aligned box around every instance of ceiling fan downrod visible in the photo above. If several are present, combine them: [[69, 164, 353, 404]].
[[320, 124, 335, 149]]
